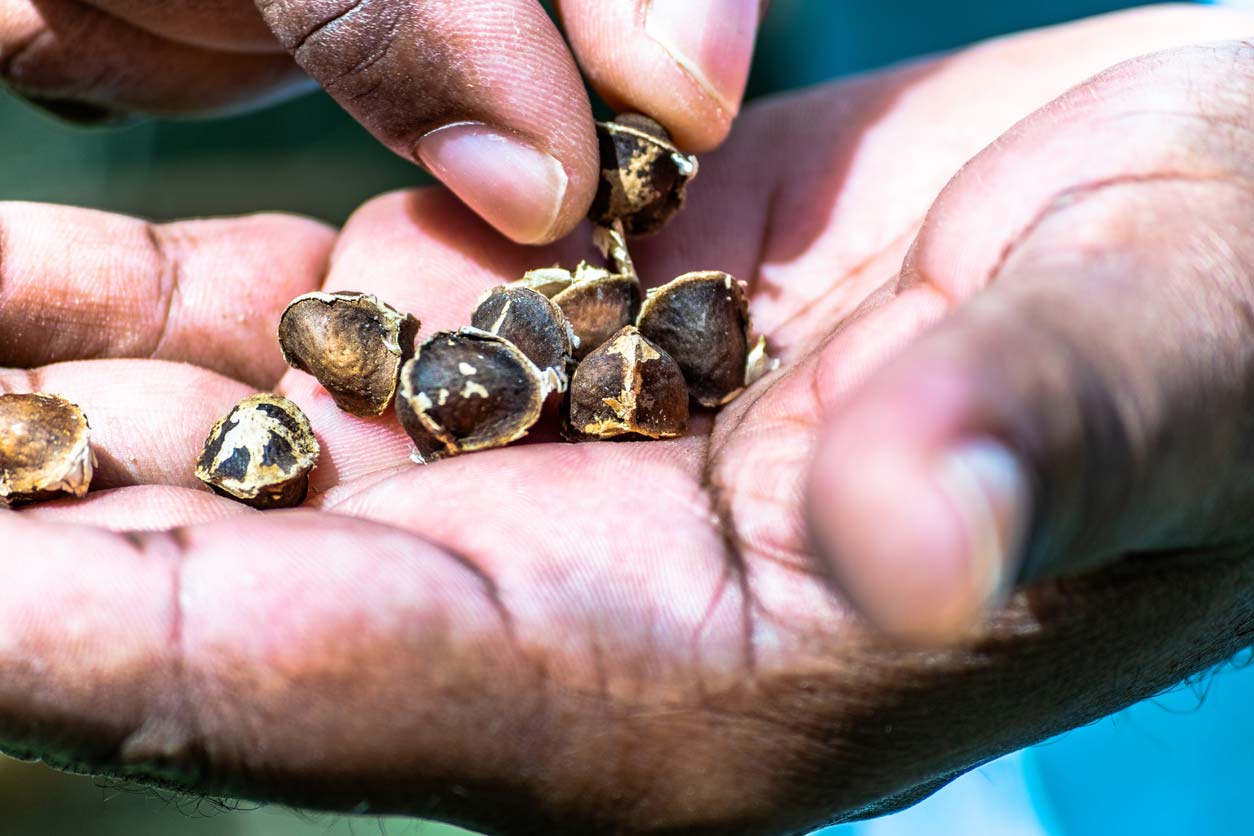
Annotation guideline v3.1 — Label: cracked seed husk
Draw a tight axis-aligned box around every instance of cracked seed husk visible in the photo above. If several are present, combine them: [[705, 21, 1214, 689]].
[[567, 326, 688, 440], [589, 113, 699, 237], [513, 262, 641, 362], [744, 335, 780, 387], [636, 271, 754, 407], [470, 286, 572, 390], [396, 328, 549, 461], [195, 394, 319, 509], [278, 291, 420, 417], [0, 393, 94, 507]]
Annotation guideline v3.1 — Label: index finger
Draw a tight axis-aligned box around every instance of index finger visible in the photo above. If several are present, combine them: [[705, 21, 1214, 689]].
[[254, 0, 600, 245], [0, 202, 332, 388], [557, 0, 766, 152]]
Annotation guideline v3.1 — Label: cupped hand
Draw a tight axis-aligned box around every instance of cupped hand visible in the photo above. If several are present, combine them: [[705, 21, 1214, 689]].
[[0, 0, 764, 244], [4, 7, 1254, 835]]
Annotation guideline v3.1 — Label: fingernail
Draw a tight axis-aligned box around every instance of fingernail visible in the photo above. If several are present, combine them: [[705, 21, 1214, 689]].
[[645, 0, 759, 116], [934, 440, 1031, 618], [415, 123, 568, 245]]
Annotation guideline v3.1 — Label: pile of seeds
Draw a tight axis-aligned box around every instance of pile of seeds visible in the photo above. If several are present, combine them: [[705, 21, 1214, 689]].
[[0, 115, 776, 511]]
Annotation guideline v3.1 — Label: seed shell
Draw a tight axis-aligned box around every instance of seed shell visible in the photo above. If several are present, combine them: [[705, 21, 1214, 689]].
[[0, 393, 94, 507]]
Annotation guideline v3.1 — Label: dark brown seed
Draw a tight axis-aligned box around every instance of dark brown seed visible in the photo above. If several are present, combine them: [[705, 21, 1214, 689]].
[[0, 393, 94, 507], [588, 113, 699, 237], [636, 271, 751, 407], [514, 263, 641, 361], [470, 286, 571, 390], [568, 326, 688, 440], [396, 329, 549, 460], [555, 276, 641, 361], [195, 394, 319, 509], [278, 291, 420, 417]]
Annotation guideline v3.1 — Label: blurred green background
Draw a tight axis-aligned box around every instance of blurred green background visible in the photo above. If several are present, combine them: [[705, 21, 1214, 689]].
[[0, 1, 1151, 835]]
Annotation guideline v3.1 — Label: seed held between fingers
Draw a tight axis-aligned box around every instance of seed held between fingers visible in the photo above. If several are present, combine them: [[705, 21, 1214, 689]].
[[589, 113, 699, 237]]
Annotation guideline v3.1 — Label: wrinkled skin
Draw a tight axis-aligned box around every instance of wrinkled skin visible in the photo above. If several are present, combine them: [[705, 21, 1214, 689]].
[[3, 7, 1254, 835]]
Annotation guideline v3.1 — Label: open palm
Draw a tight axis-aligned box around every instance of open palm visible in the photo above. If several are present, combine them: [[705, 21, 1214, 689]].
[[5, 7, 1254, 835]]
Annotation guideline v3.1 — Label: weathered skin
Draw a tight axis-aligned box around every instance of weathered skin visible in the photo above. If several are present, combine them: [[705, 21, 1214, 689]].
[[0, 394, 94, 507], [279, 291, 420, 417]]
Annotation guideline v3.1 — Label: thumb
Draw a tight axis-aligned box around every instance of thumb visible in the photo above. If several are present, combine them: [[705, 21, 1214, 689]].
[[255, 0, 599, 245], [807, 43, 1254, 644]]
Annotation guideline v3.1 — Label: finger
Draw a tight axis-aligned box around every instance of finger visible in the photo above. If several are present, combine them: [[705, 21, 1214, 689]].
[[0, 0, 308, 119], [0, 360, 256, 491], [5, 460, 1254, 835], [808, 41, 1254, 644], [79, 0, 279, 53], [20, 486, 256, 530], [557, 0, 765, 152], [714, 3, 1254, 353], [0, 442, 747, 833], [0, 203, 333, 388], [253, 0, 598, 244], [0, 510, 538, 824]]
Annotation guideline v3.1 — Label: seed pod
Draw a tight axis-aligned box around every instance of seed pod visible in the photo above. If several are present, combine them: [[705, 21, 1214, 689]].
[[589, 113, 699, 237], [514, 263, 641, 361], [636, 271, 751, 407], [396, 329, 548, 461], [0, 393, 94, 507], [470, 286, 571, 391], [195, 394, 319, 509], [278, 291, 419, 417], [568, 327, 688, 440]]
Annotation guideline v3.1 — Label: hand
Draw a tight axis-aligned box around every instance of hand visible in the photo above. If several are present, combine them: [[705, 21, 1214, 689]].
[[0, 0, 765, 244], [3, 6, 1254, 834]]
